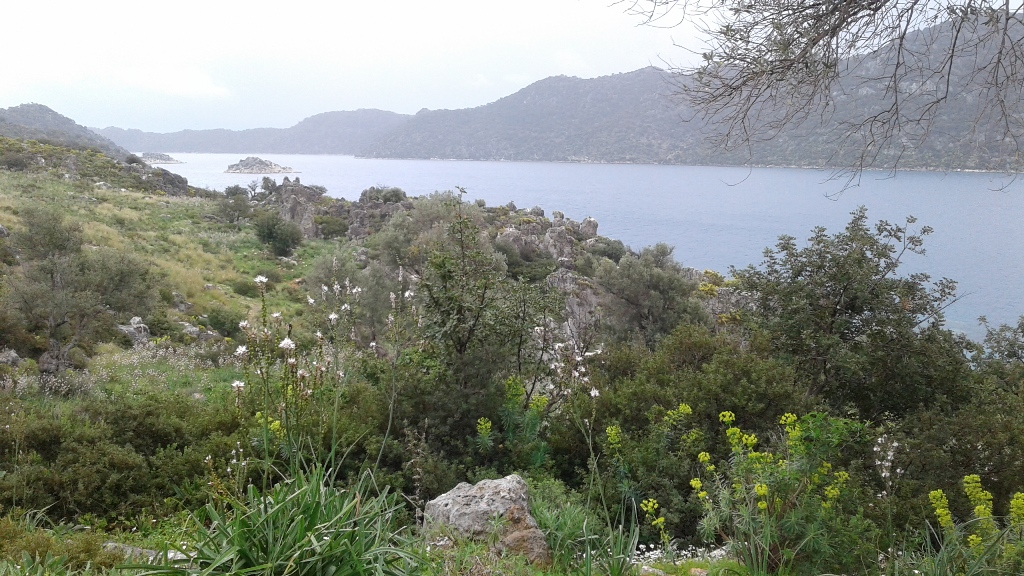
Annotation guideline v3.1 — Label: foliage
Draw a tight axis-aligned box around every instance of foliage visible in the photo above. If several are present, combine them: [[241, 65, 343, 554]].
[[596, 243, 704, 346], [696, 412, 877, 575], [253, 211, 303, 256], [142, 467, 416, 576], [733, 207, 967, 420]]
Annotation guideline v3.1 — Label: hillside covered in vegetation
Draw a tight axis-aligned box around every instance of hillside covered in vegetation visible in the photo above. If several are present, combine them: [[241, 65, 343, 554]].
[[0, 138, 1023, 575]]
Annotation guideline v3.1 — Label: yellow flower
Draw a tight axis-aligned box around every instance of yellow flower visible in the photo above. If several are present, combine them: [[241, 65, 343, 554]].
[[606, 425, 623, 452], [640, 498, 659, 515], [698, 451, 711, 464], [754, 483, 768, 497], [690, 478, 703, 491], [476, 417, 492, 437], [968, 534, 983, 549], [929, 489, 954, 531], [779, 413, 798, 427], [719, 411, 736, 425], [757, 501, 768, 511], [1009, 492, 1024, 527]]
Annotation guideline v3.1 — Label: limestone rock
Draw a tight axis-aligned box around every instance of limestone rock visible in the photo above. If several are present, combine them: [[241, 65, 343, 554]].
[[580, 217, 599, 239], [542, 226, 575, 261], [424, 474, 551, 565], [140, 152, 182, 164], [640, 567, 667, 576], [527, 206, 544, 218], [0, 348, 21, 367], [116, 317, 150, 345], [0, 224, 8, 238], [551, 210, 564, 226], [275, 180, 322, 239]]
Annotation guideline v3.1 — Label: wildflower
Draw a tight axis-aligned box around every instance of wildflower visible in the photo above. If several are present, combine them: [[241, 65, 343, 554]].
[[297, 369, 309, 379], [719, 411, 736, 425], [589, 387, 599, 398], [690, 478, 703, 491], [279, 337, 296, 350], [754, 483, 768, 497], [234, 345, 248, 357], [307, 296, 315, 305], [476, 417, 492, 437], [779, 413, 798, 427], [698, 451, 711, 464], [341, 303, 351, 311], [929, 490, 954, 531], [321, 284, 329, 294], [757, 501, 768, 511], [238, 320, 250, 329], [404, 290, 414, 298], [231, 380, 245, 391], [271, 312, 282, 319], [287, 357, 297, 365], [315, 330, 324, 339], [328, 312, 339, 324], [254, 275, 268, 285]]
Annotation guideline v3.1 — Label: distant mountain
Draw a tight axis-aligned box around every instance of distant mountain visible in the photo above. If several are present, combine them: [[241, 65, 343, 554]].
[[90, 21, 1024, 172], [0, 104, 130, 160], [363, 67, 706, 164], [94, 109, 410, 154]]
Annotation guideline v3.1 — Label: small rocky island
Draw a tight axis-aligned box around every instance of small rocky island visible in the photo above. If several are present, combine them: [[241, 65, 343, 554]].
[[225, 156, 297, 174], [140, 152, 182, 164]]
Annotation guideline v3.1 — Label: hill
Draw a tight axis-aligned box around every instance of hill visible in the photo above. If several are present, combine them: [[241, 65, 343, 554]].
[[363, 67, 705, 163], [0, 103, 131, 160], [93, 109, 410, 154]]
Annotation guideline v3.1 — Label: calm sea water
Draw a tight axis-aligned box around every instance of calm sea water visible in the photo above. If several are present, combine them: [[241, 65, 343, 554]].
[[163, 153, 1024, 339]]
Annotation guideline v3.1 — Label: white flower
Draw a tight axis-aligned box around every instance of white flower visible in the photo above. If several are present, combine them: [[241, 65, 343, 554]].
[[315, 330, 323, 339], [231, 380, 245, 390], [352, 286, 362, 295], [254, 275, 268, 285], [589, 387, 600, 398], [271, 312, 282, 319], [238, 320, 249, 329], [287, 357, 297, 365], [321, 284, 329, 294], [328, 312, 339, 324], [404, 290, 414, 298], [307, 296, 315, 305], [234, 345, 248, 357], [279, 337, 296, 350], [340, 303, 350, 311], [297, 369, 309, 379]]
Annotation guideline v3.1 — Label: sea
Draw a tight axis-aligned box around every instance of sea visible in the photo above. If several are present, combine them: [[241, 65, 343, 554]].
[[161, 153, 1024, 340]]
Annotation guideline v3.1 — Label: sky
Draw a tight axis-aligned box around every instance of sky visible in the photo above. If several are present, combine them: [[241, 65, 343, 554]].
[[2, 0, 698, 132]]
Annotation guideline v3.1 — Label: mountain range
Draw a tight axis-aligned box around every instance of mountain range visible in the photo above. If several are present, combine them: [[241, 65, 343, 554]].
[[4, 20, 1020, 172]]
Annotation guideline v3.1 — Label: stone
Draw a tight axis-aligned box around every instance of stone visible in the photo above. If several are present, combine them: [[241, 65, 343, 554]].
[[178, 322, 201, 338], [640, 567, 667, 576], [274, 180, 322, 238], [116, 316, 150, 345], [542, 226, 574, 260], [423, 474, 552, 566], [0, 224, 9, 238], [0, 348, 21, 367], [102, 542, 189, 563], [497, 228, 526, 252], [527, 206, 544, 218], [139, 152, 182, 165], [172, 292, 193, 313], [580, 217, 599, 239], [689, 569, 709, 576], [551, 210, 564, 226]]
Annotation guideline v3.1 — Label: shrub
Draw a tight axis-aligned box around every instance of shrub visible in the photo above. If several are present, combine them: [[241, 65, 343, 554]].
[[253, 211, 303, 257], [147, 467, 417, 576]]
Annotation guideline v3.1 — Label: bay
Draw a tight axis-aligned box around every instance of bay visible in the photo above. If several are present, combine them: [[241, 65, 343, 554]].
[[164, 153, 1024, 339]]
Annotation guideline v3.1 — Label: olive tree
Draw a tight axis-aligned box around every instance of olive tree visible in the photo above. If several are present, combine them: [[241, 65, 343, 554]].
[[4, 206, 155, 372]]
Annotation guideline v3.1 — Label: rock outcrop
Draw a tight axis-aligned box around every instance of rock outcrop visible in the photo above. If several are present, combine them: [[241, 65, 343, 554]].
[[273, 180, 322, 238], [0, 348, 21, 367], [225, 156, 297, 174], [424, 475, 551, 566], [116, 317, 150, 345]]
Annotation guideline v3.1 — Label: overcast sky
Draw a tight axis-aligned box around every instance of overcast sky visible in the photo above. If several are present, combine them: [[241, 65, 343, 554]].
[[2, 0, 698, 132]]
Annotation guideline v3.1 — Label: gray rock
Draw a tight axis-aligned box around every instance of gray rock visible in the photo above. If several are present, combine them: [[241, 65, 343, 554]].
[[527, 206, 544, 218], [0, 224, 9, 238], [542, 226, 574, 261], [116, 316, 150, 345], [0, 348, 21, 367], [172, 292, 193, 313], [178, 322, 201, 338], [506, 201, 518, 212], [580, 217, 599, 239], [497, 228, 526, 252], [424, 475, 551, 566], [551, 210, 564, 226], [275, 181, 321, 238]]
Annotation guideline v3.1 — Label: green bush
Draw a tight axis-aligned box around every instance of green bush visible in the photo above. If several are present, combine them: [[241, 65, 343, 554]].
[[253, 211, 303, 256]]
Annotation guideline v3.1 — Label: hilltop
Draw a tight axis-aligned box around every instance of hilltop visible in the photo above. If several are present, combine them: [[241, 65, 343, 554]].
[[0, 103, 131, 160]]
